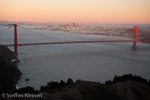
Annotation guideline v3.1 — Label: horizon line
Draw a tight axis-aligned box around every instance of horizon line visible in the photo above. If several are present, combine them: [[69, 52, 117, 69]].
[[0, 20, 150, 25]]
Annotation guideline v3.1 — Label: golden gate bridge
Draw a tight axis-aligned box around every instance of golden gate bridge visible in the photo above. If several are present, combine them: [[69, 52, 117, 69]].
[[0, 24, 150, 55]]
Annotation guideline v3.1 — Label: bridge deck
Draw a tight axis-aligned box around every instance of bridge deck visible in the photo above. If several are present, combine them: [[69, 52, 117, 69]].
[[4, 40, 150, 46]]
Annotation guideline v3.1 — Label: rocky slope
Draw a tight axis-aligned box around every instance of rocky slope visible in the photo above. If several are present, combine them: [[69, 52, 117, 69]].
[[0, 45, 22, 93], [0, 45, 19, 62], [38, 80, 150, 100], [3, 80, 150, 100]]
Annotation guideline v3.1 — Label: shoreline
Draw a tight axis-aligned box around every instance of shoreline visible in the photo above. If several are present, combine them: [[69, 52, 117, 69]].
[[32, 23, 150, 40], [0, 45, 22, 92]]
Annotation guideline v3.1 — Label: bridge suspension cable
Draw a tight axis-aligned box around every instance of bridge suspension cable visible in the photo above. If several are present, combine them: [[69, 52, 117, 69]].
[[1, 24, 150, 55], [18, 25, 73, 42], [0, 26, 13, 34]]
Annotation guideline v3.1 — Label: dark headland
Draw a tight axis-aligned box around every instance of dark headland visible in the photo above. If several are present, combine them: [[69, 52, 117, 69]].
[[0, 45, 150, 100], [0, 45, 19, 63], [0, 45, 22, 92]]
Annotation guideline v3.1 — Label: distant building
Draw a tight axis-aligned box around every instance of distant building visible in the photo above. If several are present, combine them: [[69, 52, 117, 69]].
[[73, 23, 75, 25]]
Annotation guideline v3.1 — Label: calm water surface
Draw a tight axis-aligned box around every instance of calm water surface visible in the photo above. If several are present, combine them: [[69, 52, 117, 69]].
[[0, 25, 150, 89]]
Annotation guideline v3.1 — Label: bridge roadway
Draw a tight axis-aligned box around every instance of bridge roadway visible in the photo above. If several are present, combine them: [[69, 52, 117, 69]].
[[4, 40, 150, 47]]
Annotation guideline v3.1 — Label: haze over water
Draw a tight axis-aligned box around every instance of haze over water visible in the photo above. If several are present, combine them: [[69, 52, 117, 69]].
[[0, 25, 150, 89]]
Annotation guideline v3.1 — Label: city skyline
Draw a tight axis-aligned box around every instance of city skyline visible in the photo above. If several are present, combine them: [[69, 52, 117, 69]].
[[0, 0, 150, 24]]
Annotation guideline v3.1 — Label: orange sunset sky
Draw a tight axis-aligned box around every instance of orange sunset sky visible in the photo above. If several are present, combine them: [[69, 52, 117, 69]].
[[0, 0, 150, 24]]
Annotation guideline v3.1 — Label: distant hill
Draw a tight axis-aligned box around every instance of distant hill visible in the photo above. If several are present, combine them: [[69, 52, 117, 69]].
[[118, 29, 150, 40], [0, 20, 57, 26]]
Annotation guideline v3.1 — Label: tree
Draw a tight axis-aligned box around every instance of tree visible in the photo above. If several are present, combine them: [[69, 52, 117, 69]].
[[67, 78, 74, 84]]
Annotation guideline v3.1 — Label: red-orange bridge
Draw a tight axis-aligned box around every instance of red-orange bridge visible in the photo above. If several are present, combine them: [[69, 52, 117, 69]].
[[0, 24, 150, 55]]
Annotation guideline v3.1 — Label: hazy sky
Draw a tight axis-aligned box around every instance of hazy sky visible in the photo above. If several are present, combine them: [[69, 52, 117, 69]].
[[0, 0, 150, 24]]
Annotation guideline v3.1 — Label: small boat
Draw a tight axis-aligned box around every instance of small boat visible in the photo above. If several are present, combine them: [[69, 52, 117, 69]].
[[25, 78, 29, 81]]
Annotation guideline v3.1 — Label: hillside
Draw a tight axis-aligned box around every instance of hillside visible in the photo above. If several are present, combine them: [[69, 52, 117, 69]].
[[0, 45, 19, 62], [0, 45, 22, 93], [39, 80, 150, 100], [119, 29, 150, 40], [2, 80, 150, 100], [0, 56, 22, 93]]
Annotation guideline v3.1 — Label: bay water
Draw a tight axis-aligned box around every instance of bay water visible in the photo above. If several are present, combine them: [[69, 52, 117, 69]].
[[0, 25, 150, 90]]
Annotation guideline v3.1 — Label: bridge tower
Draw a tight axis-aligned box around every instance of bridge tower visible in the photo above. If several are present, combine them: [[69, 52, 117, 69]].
[[133, 26, 138, 48], [14, 24, 18, 55]]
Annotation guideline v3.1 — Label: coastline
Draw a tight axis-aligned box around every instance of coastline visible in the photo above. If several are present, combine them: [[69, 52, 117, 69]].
[[0, 41, 150, 100], [0, 45, 22, 92], [0, 45, 19, 63], [32, 23, 150, 40]]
